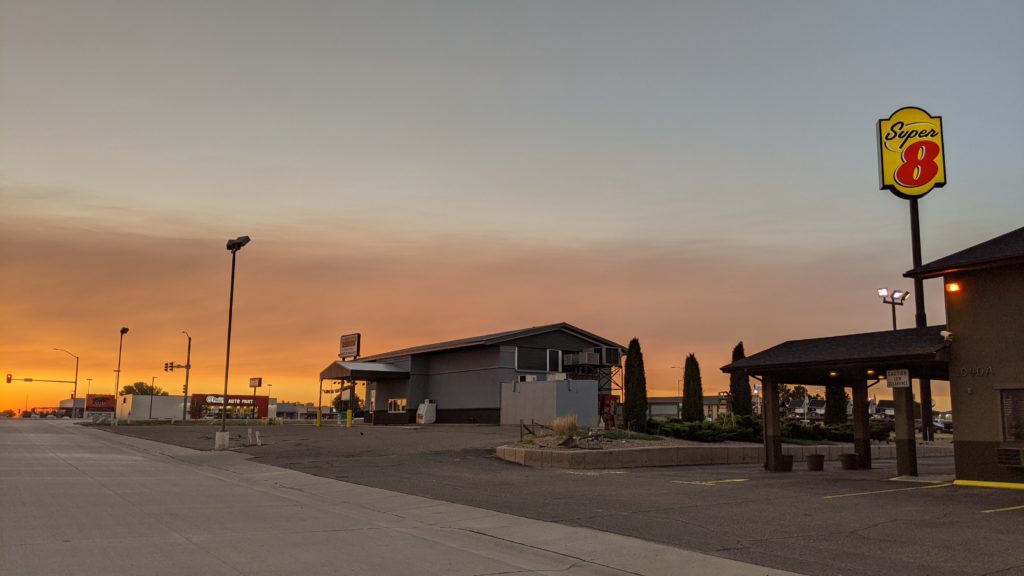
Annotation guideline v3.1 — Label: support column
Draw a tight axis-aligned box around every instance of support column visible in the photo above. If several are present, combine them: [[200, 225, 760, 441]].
[[893, 383, 918, 476], [762, 376, 784, 472], [919, 377, 934, 442], [852, 381, 871, 469]]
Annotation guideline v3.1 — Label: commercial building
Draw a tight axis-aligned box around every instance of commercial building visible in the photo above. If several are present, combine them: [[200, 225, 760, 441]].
[[648, 395, 732, 420], [319, 323, 624, 425], [113, 393, 277, 421], [904, 226, 1024, 487]]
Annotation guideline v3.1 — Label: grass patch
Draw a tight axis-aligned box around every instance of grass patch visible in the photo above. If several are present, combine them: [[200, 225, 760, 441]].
[[600, 430, 663, 441]]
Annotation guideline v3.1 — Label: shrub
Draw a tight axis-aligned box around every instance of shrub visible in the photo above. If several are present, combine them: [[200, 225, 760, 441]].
[[552, 414, 578, 436]]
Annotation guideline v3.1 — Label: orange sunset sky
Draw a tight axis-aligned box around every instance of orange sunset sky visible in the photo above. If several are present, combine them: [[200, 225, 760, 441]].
[[3, 1, 1023, 412]]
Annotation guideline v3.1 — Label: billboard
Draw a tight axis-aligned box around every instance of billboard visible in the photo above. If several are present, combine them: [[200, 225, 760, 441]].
[[878, 107, 946, 199], [85, 394, 116, 412]]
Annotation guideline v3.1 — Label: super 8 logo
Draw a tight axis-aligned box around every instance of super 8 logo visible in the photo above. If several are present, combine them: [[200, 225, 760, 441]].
[[878, 107, 946, 199]]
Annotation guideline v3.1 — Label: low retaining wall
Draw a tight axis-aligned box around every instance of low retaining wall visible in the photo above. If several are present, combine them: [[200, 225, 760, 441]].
[[495, 443, 953, 469]]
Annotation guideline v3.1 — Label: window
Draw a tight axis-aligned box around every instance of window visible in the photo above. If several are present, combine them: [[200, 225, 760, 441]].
[[1002, 389, 1024, 442], [547, 349, 562, 372], [387, 398, 407, 414], [516, 347, 547, 371]]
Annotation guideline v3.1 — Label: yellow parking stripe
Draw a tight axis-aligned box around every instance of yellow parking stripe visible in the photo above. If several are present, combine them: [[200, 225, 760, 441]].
[[824, 482, 953, 499], [981, 505, 1024, 514]]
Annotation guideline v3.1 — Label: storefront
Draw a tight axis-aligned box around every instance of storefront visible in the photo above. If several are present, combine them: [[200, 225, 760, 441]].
[[189, 394, 270, 420]]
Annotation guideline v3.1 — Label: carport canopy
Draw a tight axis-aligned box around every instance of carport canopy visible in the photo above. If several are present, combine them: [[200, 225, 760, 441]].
[[721, 325, 949, 384], [319, 361, 409, 382], [721, 325, 950, 475]]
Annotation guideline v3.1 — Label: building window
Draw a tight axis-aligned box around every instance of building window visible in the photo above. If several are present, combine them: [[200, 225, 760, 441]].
[[547, 349, 562, 372], [516, 347, 547, 371], [387, 398, 407, 413], [1002, 389, 1024, 442]]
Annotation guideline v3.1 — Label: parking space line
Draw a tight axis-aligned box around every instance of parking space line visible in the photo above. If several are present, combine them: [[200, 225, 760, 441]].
[[981, 504, 1024, 514], [672, 479, 749, 486], [562, 470, 627, 476], [824, 482, 953, 499]]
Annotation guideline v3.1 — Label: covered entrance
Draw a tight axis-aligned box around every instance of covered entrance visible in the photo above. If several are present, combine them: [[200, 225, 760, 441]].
[[318, 361, 410, 425], [722, 326, 949, 475]]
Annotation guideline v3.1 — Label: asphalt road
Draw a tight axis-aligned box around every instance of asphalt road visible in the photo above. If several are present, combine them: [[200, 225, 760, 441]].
[[108, 423, 1024, 576], [0, 420, 799, 576]]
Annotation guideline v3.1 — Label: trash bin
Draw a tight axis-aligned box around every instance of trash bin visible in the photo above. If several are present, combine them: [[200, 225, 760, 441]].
[[806, 453, 825, 471], [839, 453, 859, 470]]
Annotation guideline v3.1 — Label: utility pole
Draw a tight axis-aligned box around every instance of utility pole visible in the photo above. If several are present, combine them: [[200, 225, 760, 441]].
[[182, 331, 192, 422]]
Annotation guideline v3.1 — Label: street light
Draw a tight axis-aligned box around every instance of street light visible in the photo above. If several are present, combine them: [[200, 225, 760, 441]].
[[219, 236, 251, 447], [53, 348, 79, 418], [877, 288, 910, 331], [181, 330, 192, 422], [671, 365, 685, 419], [114, 327, 129, 425]]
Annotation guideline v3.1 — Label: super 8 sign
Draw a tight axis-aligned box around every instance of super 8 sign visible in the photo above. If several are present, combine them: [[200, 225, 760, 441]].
[[878, 107, 946, 199]]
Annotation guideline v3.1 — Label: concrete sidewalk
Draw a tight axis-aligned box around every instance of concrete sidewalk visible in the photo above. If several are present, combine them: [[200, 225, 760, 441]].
[[0, 420, 800, 575]]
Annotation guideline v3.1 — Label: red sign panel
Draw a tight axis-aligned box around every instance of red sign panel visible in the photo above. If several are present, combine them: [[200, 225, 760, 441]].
[[86, 394, 116, 412], [189, 393, 269, 419]]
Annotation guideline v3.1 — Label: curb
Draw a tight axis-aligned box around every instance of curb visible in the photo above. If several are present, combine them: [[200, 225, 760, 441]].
[[495, 442, 954, 469]]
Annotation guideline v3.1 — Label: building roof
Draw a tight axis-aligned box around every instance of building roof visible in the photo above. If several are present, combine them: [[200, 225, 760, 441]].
[[721, 326, 949, 384], [905, 226, 1024, 279], [357, 322, 625, 362], [320, 361, 410, 381]]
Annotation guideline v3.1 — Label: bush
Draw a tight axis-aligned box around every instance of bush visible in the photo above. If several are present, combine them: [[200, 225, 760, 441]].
[[552, 414, 578, 436], [650, 413, 763, 443]]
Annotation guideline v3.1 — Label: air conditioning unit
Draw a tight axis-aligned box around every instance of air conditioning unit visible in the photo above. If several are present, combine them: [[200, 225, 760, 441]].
[[996, 448, 1024, 467], [518, 375, 538, 382]]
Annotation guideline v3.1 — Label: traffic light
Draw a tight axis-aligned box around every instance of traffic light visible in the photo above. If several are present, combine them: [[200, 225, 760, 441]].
[[164, 362, 175, 372], [5, 373, 11, 384], [182, 385, 187, 394]]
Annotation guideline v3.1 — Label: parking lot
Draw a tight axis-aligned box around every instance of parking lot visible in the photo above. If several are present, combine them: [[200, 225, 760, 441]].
[[109, 423, 1024, 576]]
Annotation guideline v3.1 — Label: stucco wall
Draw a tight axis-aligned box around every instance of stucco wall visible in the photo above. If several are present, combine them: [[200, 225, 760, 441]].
[[945, 266, 1024, 482]]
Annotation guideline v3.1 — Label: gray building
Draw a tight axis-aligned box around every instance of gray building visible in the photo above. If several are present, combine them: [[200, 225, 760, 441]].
[[319, 323, 624, 425]]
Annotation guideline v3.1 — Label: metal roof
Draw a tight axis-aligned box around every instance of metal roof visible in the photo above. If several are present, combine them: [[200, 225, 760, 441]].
[[721, 326, 949, 385], [905, 226, 1024, 279], [319, 361, 410, 381], [356, 322, 625, 362]]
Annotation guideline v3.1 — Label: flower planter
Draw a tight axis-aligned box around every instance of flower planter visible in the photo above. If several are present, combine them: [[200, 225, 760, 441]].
[[806, 453, 825, 471]]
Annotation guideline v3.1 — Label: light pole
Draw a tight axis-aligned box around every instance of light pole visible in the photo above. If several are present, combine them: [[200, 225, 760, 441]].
[[53, 348, 79, 418], [219, 235, 251, 448], [149, 376, 158, 419], [671, 365, 684, 419], [86, 378, 92, 416], [182, 330, 192, 422], [877, 288, 910, 331], [114, 327, 129, 425]]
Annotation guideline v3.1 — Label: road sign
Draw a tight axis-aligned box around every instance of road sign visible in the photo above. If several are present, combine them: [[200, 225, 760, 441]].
[[249, 377, 262, 388], [886, 369, 911, 389]]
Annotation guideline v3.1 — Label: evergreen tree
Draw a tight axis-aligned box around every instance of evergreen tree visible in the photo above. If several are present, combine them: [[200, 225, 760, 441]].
[[729, 342, 753, 417], [681, 353, 705, 422], [824, 385, 848, 425], [623, 338, 648, 430]]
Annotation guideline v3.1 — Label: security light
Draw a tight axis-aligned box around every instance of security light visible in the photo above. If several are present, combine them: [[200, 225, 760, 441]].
[[877, 288, 889, 298], [945, 282, 961, 293], [877, 287, 910, 330], [226, 236, 251, 252]]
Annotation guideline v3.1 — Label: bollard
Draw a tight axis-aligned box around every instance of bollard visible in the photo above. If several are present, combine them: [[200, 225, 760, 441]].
[[346, 409, 353, 428], [255, 431, 262, 446], [246, 427, 253, 446]]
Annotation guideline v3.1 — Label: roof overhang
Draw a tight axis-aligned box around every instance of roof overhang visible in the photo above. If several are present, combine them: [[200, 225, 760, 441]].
[[319, 361, 409, 381], [721, 326, 949, 385]]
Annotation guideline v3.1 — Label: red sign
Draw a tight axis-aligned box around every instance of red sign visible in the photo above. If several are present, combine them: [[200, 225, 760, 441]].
[[189, 393, 269, 419], [86, 394, 115, 412]]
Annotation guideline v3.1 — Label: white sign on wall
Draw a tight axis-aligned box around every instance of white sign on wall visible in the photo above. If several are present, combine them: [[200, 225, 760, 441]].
[[886, 369, 910, 389]]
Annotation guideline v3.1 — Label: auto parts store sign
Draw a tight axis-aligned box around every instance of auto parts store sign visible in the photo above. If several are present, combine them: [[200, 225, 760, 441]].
[[878, 107, 946, 199]]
